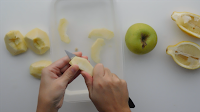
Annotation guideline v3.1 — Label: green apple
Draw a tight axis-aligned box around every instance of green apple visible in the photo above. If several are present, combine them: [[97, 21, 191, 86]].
[[125, 23, 157, 54]]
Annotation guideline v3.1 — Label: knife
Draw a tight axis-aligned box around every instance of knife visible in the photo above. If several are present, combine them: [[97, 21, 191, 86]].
[[65, 50, 135, 108]]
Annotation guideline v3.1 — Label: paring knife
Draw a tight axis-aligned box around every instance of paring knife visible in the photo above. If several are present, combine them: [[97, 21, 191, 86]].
[[65, 50, 135, 108]]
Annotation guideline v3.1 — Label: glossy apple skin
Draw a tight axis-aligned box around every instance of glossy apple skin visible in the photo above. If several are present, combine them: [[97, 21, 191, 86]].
[[125, 23, 157, 54]]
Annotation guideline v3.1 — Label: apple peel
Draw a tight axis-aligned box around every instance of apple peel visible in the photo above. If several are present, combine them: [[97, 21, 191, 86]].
[[91, 38, 105, 63], [58, 18, 70, 43], [89, 28, 114, 40]]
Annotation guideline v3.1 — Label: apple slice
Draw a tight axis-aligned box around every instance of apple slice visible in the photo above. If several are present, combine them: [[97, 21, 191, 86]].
[[58, 18, 70, 43], [4, 30, 28, 55], [91, 38, 105, 63], [30, 60, 52, 79], [88, 28, 114, 40], [25, 28, 50, 54], [69, 56, 93, 76]]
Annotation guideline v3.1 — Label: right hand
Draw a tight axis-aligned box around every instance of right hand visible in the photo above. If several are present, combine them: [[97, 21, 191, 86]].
[[81, 64, 131, 112]]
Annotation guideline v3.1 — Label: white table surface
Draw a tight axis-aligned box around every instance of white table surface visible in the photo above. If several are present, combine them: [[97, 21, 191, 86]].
[[1, 0, 200, 112]]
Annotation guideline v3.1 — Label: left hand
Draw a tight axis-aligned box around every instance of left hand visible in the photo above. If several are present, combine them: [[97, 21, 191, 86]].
[[36, 52, 88, 112]]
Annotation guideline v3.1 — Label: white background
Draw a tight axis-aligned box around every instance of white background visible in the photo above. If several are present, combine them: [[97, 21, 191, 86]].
[[1, 0, 200, 112]]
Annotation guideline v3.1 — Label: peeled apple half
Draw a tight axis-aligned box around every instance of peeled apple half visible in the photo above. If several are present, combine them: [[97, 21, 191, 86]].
[[69, 56, 93, 76], [91, 38, 105, 63], [4, 30, 28, 55], [25, 28, 50, 54], [30, 60, 52, 79], [58, 18, 70, 43], [89, 28, 114, 40], [171, 11, 200, 38]]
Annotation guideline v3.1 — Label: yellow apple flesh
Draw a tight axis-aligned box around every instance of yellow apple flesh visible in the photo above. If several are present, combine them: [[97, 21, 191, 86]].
[[30, 60, 52, 79], [89, 28, 114, 40], [91, 38, 105, 63], [25, 28, 50, 55], [58, 18, 70, 43], [69, 56, 93, 76], [4, 30, 27, 55]]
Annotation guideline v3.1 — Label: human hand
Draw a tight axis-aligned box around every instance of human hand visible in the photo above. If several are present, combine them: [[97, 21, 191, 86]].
[[36, 52, 88, 112], [81, 64, 131, 112]]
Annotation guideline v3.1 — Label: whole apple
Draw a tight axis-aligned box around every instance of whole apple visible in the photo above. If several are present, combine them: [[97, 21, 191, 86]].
[[125, 23, 157, 54]]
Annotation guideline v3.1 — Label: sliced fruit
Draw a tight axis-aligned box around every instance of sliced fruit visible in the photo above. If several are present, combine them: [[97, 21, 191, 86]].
[[88, 28, 114, 40], [166, 41, 200, 69], [171, 11, 200, 38], [69, 56, 93, 76], [91, 38, 105, 63], [58, 18, 70, 43], [30, 60, 52, 79], [24, 28, 50, 54], [4, 30, 28, 55]]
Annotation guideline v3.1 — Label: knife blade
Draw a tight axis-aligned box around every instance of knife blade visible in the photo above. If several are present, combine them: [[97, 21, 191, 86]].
[[65, 50, 135, 108], [65, 50, 76, 60]]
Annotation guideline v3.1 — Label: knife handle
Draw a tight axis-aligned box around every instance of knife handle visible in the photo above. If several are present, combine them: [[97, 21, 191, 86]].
[[128, 97, 135, 108]]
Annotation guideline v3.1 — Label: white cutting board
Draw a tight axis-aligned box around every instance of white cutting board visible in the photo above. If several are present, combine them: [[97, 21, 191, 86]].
[[0, 0, 200, 112], [118, 1, 200, 112]]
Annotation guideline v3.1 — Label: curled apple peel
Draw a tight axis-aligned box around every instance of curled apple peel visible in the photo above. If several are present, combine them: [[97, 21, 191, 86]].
[[89, 28, 114, 40], [91, 38, 105, 63], [58, 18, 70, 43]]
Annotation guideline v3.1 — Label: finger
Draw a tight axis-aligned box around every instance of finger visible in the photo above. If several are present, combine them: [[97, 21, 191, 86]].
[[60, 64, 70, 74], [81, 71, 93, 93], [93, 63, 105, 80], [82, 56, 88, 60], [104, 68, 112, 77], [74, 52, 82, 57], [60, 56, 87, 74], [68, 70, 81, 84], [60, 65, 79, 85], [81, 56, 90, 63], [49, 52, 82, 70], [112, 73, 120, 81]]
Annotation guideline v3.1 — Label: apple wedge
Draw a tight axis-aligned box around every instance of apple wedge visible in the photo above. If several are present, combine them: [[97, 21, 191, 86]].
[[4, 30, 28, 55], [30, 60, 52, 79], [69, 56, 93, 76], [88, 28, 114, 40], [58, 18, 70, 43], [91, 38, 105, 63], [25, 28, 50, 54]]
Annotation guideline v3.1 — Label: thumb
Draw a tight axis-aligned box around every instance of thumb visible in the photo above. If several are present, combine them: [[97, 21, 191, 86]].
[[81, 71, 93, 93], [60, 65, 79, 85]]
